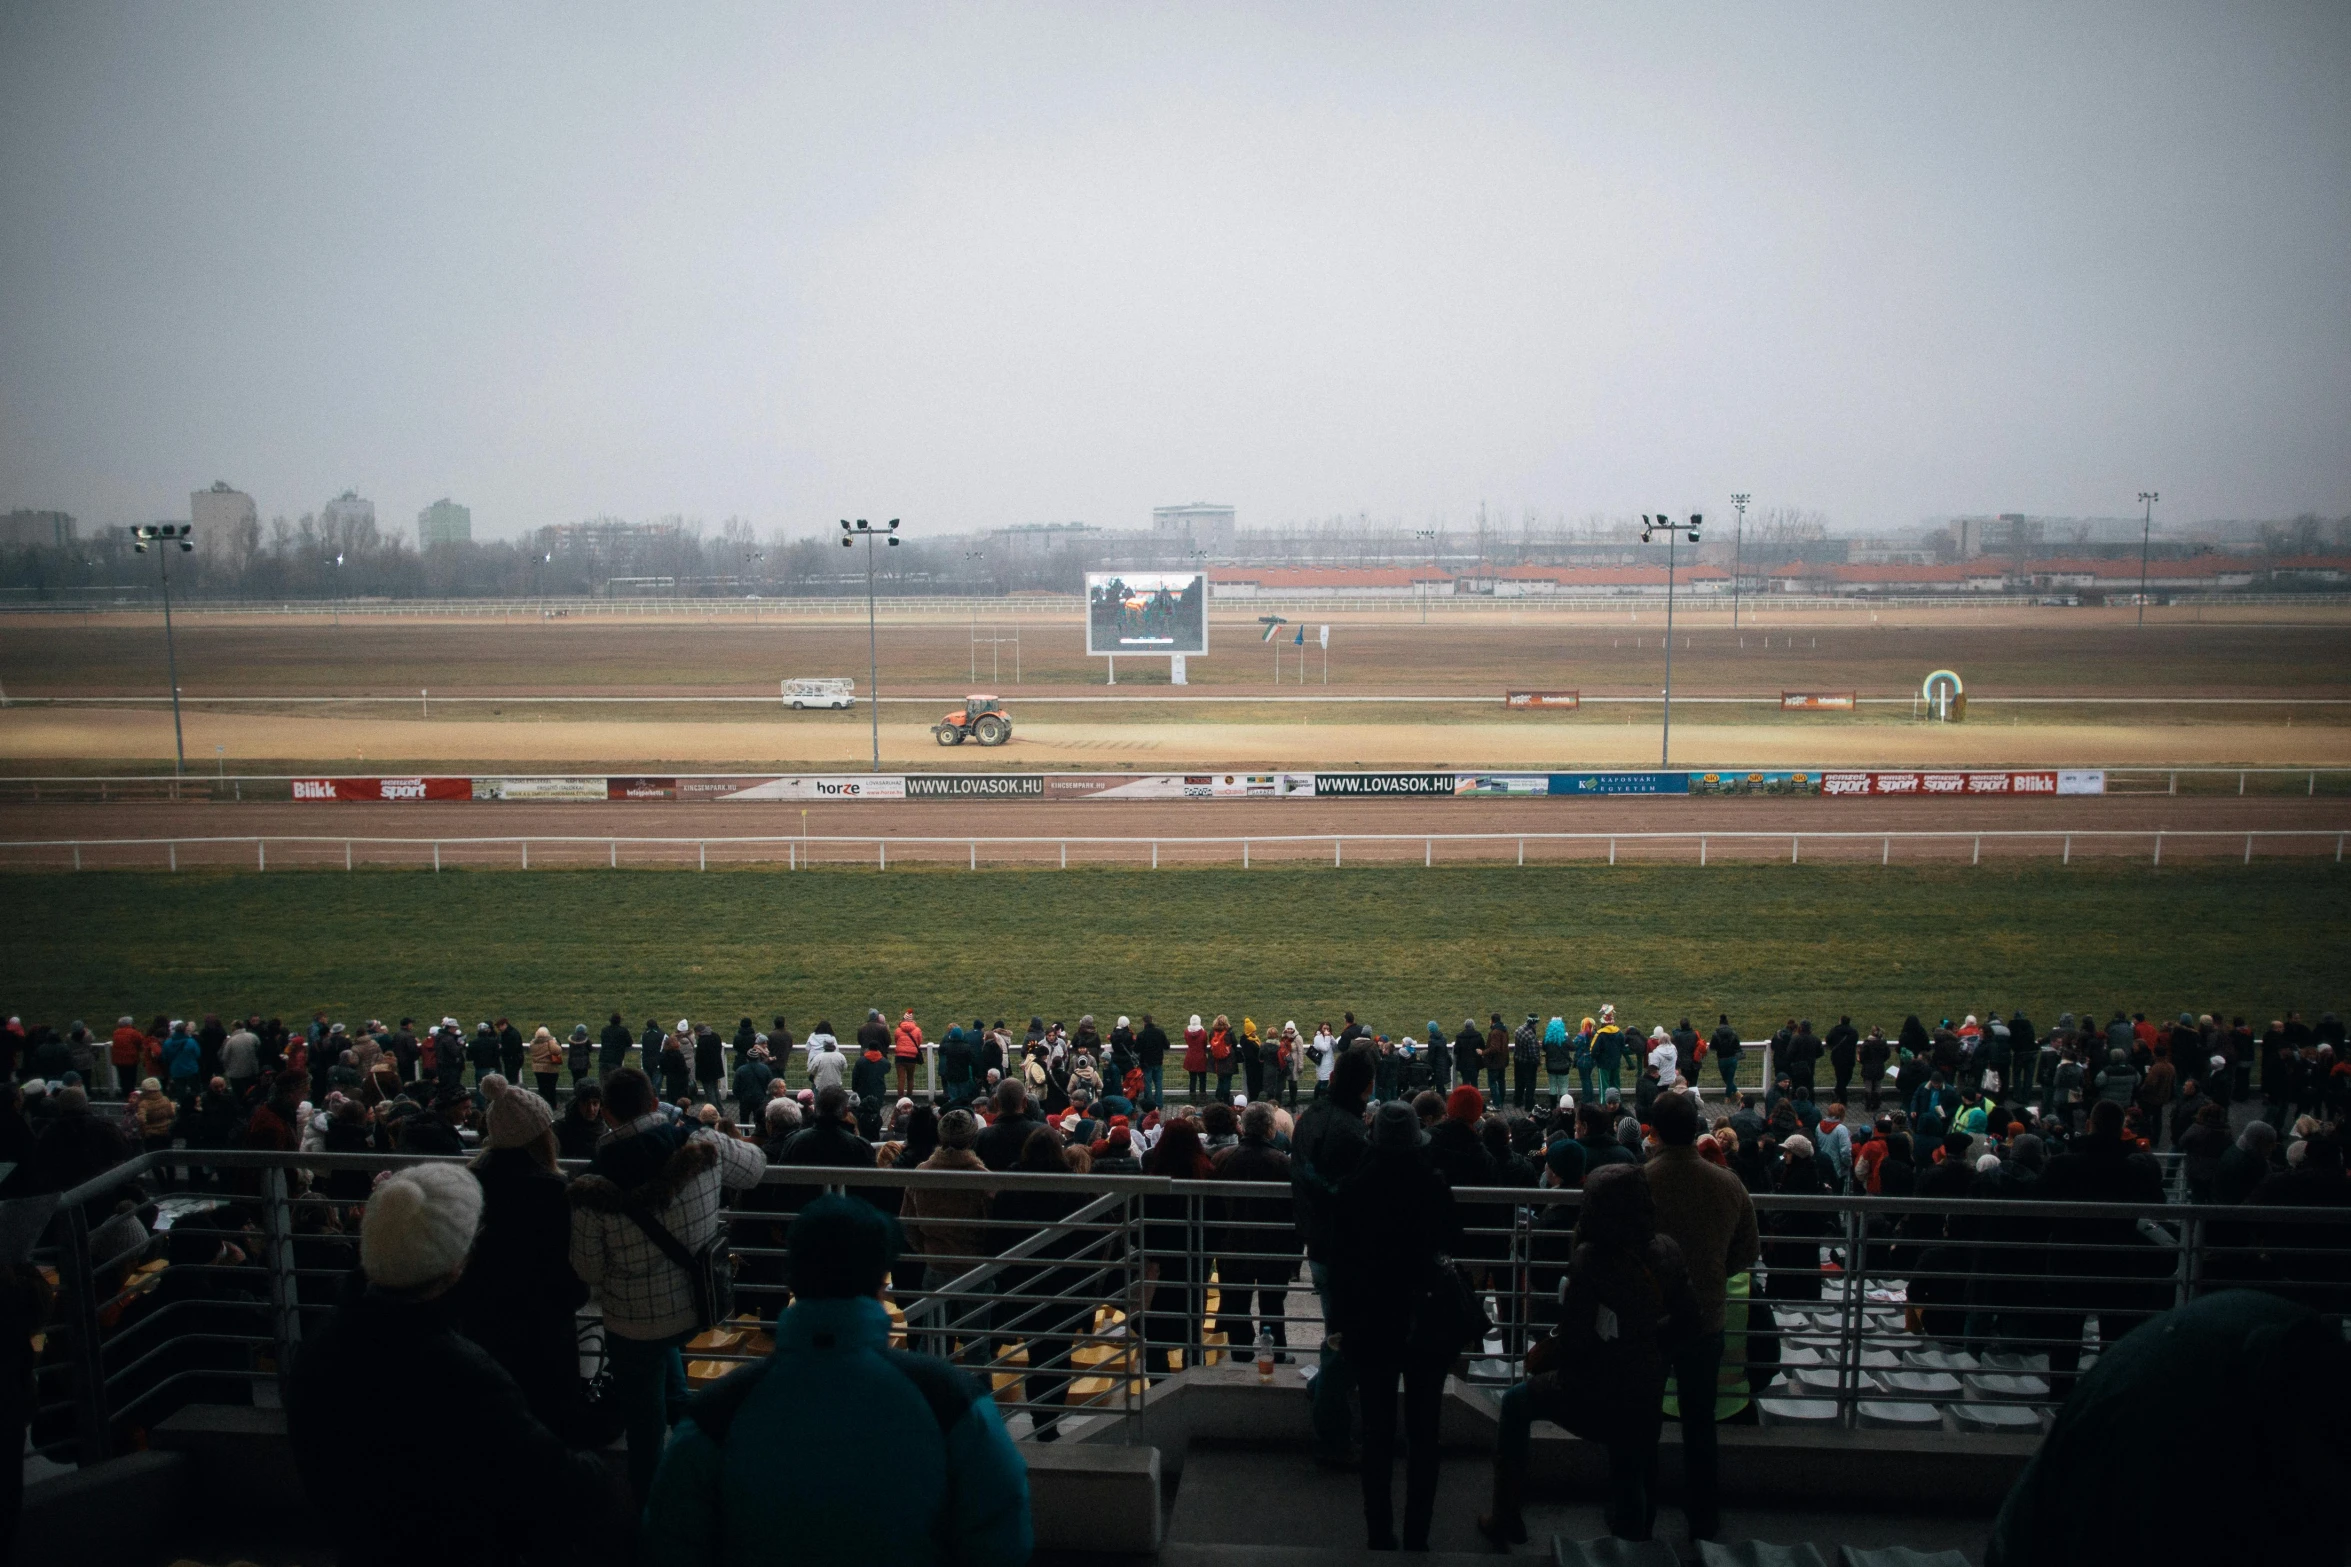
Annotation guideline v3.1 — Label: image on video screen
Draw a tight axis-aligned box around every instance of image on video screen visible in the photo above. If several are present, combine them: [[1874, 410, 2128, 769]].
[[1086, 571, 1208, 656]]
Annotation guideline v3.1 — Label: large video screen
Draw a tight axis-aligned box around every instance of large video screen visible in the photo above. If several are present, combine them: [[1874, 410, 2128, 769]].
[[1086, 571, 1208, 656]]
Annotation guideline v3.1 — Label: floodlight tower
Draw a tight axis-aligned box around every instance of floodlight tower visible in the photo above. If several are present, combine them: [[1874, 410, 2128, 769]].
[[2136, 491, 2159, 628], [1730, 494, 1751, 629], [131, 524, 196, 775], [840, 518, 901, 771], [1640, 512, 1703, 767]]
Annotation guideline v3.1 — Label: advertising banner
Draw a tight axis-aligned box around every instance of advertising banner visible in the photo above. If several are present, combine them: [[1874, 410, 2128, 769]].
[[1085, 571, 1209, 656], [474, 777, 609, 802], [1688, 770, 1823, 797], [1455, 773, 1550, 796], [904, 775, 1047, 799], [292, 777, 469, 802], [1314, 772, 1457, 797], [1820, 770, 2099, 797], [1548, 772, 1691, 796], [716, 775, 908, 801], [607, 777, 678, 800], [1780, 692, 1857, 710], [1505, 691, 1581, 709]]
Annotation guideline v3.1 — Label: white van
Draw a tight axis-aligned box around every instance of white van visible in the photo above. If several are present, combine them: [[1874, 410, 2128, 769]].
[[782, 677, 856, 710]]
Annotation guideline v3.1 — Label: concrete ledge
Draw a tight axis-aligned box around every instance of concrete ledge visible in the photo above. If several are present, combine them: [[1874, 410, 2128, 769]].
[[18, 1450, 191, 1567], [1025, 1441, 1164, 1554], [1091, 1369, 2036, 1512]]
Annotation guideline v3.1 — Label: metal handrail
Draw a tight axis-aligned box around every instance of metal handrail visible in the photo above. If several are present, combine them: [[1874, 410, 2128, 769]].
[[31, 1144, 2351, 1464]]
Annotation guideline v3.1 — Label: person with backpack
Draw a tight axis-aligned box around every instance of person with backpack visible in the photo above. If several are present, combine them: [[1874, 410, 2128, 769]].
[[1207, 1014, 1238, 1101], [638, 1195, 1031, 1567], [1507, 1015, 1539, 1112], [569, 1067, 766, 1501]]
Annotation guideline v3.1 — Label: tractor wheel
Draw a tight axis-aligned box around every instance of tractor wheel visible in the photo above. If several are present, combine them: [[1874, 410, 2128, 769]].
[[974, 714, 1010, 746], [934, 725, 963, 746]]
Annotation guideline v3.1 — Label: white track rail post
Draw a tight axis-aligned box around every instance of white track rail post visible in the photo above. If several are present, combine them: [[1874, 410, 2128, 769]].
[[2153, 833, 2162, 866], [434, 843, 441, 873], [258, 841, 265, 871], [345, 840, 352, 871], [522, 841, 529, 870], [2063, 834, 2071, 865], [168, 842, 175, 872]]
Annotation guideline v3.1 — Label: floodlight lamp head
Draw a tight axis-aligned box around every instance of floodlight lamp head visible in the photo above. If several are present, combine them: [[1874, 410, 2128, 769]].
[[840, 519, 851, 531]]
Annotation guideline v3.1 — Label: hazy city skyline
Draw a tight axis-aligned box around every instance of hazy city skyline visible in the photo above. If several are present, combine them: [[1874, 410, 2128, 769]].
[[4, 2, 2346, 542]]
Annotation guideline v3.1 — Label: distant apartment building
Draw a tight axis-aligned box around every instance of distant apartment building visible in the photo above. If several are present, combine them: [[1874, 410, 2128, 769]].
[[1152, 502, 1235, 555], [190, 481, 257, 544], [540, 518, 685, 559], [417, 498, 472, 547], [0, 509, 75, 547], [321, 490, 376, 535]]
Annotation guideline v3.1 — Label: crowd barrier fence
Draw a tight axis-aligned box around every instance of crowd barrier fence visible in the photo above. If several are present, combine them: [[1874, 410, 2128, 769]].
[[26, 1150, 2350, 1469]]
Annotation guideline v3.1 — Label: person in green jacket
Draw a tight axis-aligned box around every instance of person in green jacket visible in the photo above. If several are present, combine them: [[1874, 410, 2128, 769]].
[[639, 1196, 1032, 1567]]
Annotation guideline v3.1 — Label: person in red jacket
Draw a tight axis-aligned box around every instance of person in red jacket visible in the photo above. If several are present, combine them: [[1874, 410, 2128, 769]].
[[892, 1009, 925, 1099], [109, 1016, 145, 1097], [1182, 1015, 1210, 1101]]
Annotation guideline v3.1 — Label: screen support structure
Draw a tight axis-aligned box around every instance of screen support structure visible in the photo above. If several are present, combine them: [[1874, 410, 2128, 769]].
[[1100, 653, 1186, 686]]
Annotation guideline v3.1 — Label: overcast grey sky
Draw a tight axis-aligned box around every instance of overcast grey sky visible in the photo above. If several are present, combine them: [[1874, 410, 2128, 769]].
[[3, 2, 2346, 541]]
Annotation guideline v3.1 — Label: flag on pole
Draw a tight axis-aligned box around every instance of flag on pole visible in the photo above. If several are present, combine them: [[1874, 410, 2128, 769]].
[[1258, 615, 1288, 641], [1293, 625, 1305, 646], [1319, 624, 1330, 647]]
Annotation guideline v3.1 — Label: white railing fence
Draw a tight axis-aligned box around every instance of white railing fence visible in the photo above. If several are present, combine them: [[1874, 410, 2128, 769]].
[[1, 828, 2345, 873]]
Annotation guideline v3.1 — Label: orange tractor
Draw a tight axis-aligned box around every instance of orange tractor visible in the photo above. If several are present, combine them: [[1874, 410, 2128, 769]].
[[932, 694, 1013, 747]]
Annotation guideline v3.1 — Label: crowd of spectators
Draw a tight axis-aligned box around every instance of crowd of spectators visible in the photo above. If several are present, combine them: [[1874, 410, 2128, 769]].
[[0, 996, 2344, 1562]]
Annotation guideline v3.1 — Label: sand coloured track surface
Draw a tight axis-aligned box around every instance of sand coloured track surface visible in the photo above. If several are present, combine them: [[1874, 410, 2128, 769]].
[[8, 610, 2351, 701], [3, 705, 2349, 770]]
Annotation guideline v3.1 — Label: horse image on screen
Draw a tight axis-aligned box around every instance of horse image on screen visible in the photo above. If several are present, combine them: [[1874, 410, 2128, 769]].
[[1086, 571, 1209, 657]]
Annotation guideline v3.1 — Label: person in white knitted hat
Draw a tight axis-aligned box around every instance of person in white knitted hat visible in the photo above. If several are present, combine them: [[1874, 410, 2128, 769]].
[[290, 1162, 622, 1563]]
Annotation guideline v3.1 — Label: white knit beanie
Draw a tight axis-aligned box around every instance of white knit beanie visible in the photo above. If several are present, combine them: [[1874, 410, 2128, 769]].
[[361, 1163, 483, 1291]]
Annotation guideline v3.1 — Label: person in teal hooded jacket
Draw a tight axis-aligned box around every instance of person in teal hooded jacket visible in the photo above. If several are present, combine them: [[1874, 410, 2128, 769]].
[[639, 1195, 1031, 1567], [1541, 1017, 1574, 1095]]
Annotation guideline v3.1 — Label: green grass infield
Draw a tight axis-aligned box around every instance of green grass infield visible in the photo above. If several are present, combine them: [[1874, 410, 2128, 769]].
[[3, 864, 2343, 1077]]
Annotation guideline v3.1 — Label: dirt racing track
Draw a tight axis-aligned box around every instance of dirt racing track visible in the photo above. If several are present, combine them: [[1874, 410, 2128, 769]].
[[3, 791, 2345, 871]]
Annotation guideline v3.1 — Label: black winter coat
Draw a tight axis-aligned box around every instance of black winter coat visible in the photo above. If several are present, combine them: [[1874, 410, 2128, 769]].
[[453, 1150, 589, 1433], [291, 1279, 619, 1567], [1328, 1146, 1460, 1362]]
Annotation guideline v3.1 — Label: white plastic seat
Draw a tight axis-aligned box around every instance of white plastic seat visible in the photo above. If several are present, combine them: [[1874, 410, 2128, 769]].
[[1877, 1370, 1962, 1398], [1949, 1400, 2043, 1434], [1756, 1397, 1843, 1428], [1855, 1399, 1945, 1431], [1964, 1371, 2050, 1401], [1901, 1347, 1979, 1374]]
